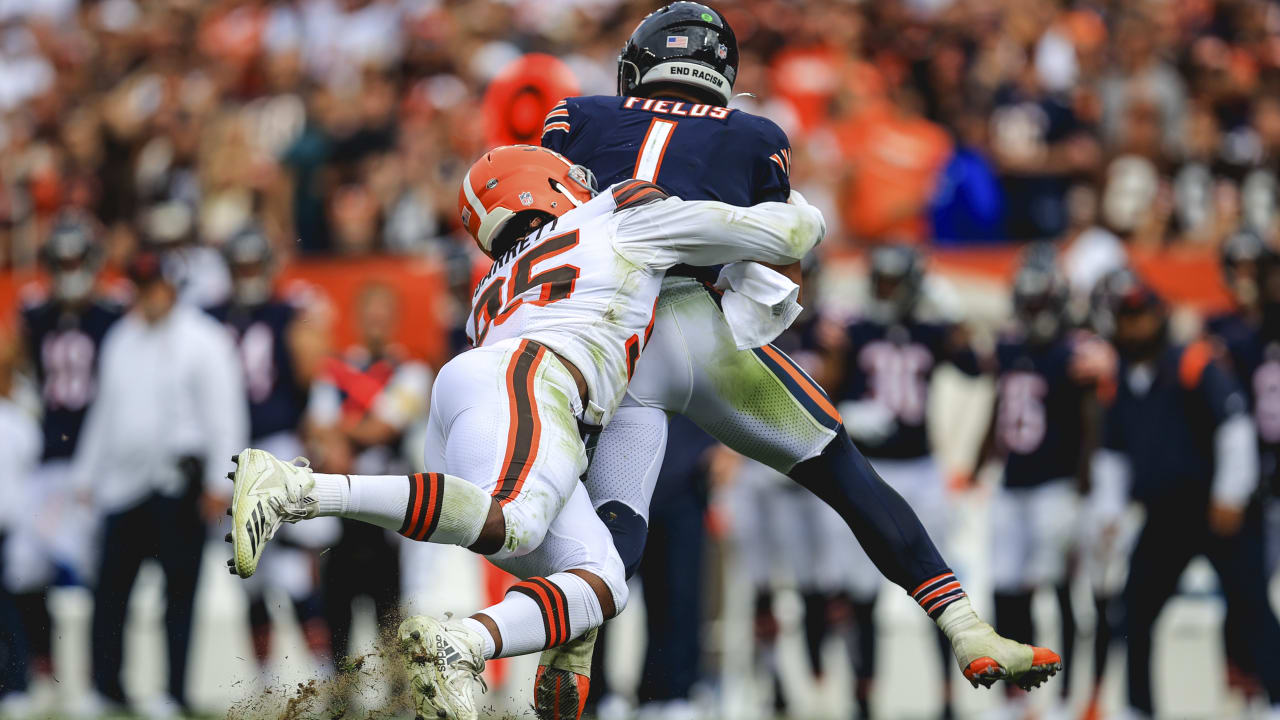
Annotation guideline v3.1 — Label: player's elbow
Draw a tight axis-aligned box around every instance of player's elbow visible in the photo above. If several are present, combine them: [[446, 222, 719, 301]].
[[781, 206, 825, 262]]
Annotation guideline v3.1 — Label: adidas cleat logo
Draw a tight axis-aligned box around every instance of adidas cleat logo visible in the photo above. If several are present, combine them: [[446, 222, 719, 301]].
[[436, 636, 461, 670], [246, 502, 268, 558]]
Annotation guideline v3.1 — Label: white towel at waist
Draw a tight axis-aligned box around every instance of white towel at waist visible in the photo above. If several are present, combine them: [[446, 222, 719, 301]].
[[714, 261, 803, 350]]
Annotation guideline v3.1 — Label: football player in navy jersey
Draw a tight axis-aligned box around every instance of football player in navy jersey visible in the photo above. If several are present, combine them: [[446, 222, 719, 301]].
[[534, 4, 1059, 717], [971, 249, 1112, 719], [1209, 234, 1280, 709], [1208, 230, 1267, 344], [207, 226, 337, 675], [14, 213, 122, 692], [1093, 275, 1280, 718], [817, 244, 982, 719]]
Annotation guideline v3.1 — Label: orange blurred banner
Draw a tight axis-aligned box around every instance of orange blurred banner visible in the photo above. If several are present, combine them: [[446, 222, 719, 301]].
[[0, 246, 1234, 354]]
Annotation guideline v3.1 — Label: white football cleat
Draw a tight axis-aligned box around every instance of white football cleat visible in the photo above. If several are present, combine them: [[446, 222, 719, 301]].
[[938, 598, 1062, 691], [228, 448, 317, 578], [950, 619, 1062, 690], [398, 615, 487, 720]]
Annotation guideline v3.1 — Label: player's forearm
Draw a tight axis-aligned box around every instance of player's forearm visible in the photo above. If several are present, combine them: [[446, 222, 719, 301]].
[[344, 416, 399, 447], [674, 200, 825, 266], [1089, 449, 1131, 521], [1212, 414, 1258, 507]]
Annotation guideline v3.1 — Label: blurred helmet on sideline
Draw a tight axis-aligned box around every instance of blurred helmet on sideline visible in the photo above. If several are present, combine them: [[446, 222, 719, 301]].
[[222, 225, 275, 307], [41, 211, 102, 304], [866, 244, 924, 324], [1012, 243, 1070, 344], [1219, 228, 1269, 310]]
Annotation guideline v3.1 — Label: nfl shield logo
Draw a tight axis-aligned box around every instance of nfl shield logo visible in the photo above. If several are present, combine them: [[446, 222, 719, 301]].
[[460, 207, 471, 226], [519, 191, 534, 207], [666, 35, 688, 49], [717, 43, 728, 59]]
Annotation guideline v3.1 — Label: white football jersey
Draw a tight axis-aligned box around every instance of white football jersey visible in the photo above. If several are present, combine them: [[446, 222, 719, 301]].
[[466, 179, 824, 426]]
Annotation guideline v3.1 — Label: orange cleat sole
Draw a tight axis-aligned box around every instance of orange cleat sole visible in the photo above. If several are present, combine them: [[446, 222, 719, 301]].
[[534, 665, 590, 720], [963, 646, 1062, 691]]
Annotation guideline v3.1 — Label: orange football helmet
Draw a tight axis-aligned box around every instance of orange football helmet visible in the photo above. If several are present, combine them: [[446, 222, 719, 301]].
[[458, 145, 597, 255]]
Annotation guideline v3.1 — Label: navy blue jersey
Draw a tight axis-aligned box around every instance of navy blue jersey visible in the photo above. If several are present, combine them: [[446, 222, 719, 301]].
[[542, 95, 791, 281], [21, 297, 123, 460], [542, 95, 790, 205], [994, 334, 1087, 487], [1102, 341, 1247, 508], [207, 300, 304, 441], [832, 319, 980, 460]]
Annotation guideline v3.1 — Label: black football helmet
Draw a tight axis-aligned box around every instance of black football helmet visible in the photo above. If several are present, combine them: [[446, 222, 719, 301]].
[[1089, 266, 1161, 340], [1011, 243, 1069, 344], [222, 225, 275, 307], [617, 2, 738, 106], [867, 244, 924, 324], [42, 211, 101, 303], [1220, 228, 1269, 309]]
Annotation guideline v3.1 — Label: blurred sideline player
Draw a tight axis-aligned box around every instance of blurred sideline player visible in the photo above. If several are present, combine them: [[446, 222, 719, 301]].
[[969, 247, 1112, 720], [1077, 268, 1144, 720], [726, 282, 853, 715], [815, 243, 981, 719], [208, 226, 338, 675], [306, 282, 432, 679], [0, 325, 42, 713], [537, 6, 1060, 719], [1092, 274, 1280, 719], [15, 214, 122, 695], [1206, 231, 1280, 710], [227, 144, 825, 720], [1210, 229, 1278, 578]]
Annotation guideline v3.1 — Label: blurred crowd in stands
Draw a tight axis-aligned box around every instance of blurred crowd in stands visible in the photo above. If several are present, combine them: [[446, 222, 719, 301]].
[[2, 0, 1280, 273]]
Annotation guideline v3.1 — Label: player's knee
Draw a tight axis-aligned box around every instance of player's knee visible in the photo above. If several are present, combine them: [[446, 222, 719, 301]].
[[494, 503, 552, 557], [596, 501, 648, 579], [598, 560, 629, 618]]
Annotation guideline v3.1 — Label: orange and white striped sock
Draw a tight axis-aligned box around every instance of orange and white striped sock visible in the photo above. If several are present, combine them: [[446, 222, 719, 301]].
[[311, 472, 489, 547], [479, 573, 603, 659]]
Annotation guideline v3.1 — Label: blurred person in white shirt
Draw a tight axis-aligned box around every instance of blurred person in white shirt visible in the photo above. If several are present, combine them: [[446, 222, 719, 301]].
[[0, 325, 42, 715], [70, 248, 247, 718]]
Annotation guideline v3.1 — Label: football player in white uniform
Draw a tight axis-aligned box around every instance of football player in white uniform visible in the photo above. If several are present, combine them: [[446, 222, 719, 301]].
[[225, 144, 824, 720]]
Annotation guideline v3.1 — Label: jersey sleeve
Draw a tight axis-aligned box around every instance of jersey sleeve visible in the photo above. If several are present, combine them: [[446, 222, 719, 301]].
[[1182, 348, 1244, 422], [746, 116, 792, 204], [612, 193, 824, 270], [541, 97, 598, 161]]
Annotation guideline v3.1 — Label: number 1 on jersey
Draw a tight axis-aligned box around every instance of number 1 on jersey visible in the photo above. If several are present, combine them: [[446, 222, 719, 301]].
[[634, 118, 677, 182]]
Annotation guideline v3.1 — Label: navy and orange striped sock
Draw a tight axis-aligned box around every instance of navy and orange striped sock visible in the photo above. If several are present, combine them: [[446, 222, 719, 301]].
[[911, 571, 968, 620]]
